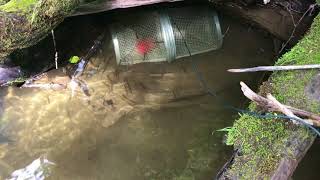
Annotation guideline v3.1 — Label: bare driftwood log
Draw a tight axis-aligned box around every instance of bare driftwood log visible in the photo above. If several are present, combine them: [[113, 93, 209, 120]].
[[228, 64, 320, 73], [240, 81, 320, 125]]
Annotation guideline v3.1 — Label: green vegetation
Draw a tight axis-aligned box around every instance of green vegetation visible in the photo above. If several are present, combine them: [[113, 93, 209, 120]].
[[0, 0, 81, 58], [225, 14, 320, 178], [0, 0, 37, 13], [226, 114, 288, 154], [272, 13, 320, 111], [69, 56, 80, 64], [225, 113, 311, 178]]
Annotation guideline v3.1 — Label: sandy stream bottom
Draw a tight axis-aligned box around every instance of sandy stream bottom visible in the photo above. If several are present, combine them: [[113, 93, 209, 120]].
[[0, 16, 274, 180]]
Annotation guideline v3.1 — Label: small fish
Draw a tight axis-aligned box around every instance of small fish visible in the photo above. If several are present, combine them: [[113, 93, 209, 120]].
[[0, 133, 12, 144]]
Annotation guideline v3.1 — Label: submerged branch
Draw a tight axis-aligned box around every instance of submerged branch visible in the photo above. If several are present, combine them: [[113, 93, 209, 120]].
[[228, 64, 320, 73]]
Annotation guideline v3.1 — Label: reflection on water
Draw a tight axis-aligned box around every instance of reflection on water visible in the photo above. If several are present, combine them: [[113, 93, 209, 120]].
[[0, 15, 274, 179]]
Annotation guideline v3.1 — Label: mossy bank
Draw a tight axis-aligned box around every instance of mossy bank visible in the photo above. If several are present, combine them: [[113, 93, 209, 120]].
[[0, 0, 81, 58], [222, 13, 320, 179]]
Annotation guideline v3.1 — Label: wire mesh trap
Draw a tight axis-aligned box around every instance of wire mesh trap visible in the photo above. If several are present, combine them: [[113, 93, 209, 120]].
[[110, 6, 223, 65]]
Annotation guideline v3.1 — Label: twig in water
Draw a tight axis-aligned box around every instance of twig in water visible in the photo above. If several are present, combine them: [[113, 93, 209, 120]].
[[69, 33, 105, 97], [228, 64, 320, 73], [22, 83, 67, 90], [223, 26, 230, 37], [51, 30, 58, 69]]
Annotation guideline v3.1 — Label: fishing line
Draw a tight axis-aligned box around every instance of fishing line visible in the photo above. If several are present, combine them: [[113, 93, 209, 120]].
[[191, 49, 320, 137], [174, 22, 320, 137]]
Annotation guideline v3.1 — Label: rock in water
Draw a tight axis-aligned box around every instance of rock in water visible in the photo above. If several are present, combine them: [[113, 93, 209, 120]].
[[7, 157, 55, 180], [0, 66, 22, 86]]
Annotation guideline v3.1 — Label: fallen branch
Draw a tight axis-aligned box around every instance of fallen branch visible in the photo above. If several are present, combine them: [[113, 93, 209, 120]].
[[71, 33, 104, 78], [266, 94, 320, 127], [266, 94, 300, 124], [228, 64, 320, 73], [240, 81, 320, 126]]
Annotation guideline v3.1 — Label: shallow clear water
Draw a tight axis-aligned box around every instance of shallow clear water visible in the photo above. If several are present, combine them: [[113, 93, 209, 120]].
[[0, 14, 274, 179]]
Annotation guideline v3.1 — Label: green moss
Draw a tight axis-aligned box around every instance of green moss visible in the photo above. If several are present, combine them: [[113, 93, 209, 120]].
[[0, 0, 81, 58], [226, 113, 312, 178], [225, 15, 320, 178], [272, 13, 320, 111], [272, 70, 319, 112], [226, 114, 289, 174], [0, 0, 38, 13]]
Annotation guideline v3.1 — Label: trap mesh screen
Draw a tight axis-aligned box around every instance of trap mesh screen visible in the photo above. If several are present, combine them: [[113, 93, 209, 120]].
[[111, 7, 223, 65], [168, 7, 222, 58], [112, 12, 167, 65]]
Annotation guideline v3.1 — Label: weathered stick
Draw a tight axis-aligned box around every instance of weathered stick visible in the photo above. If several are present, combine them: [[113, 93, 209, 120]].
[[266, 94, 300, 124], [266, 94, 320, 126], [229, 64, 320, 73], [22, 83, 67, 90], [240, 81, 320, 126]]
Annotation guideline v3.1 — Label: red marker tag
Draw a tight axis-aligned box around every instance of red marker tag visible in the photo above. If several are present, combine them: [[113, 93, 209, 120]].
[[135, 38, 155, 55]]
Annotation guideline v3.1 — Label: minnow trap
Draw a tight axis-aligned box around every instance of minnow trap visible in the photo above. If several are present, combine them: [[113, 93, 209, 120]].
[[111, 7, 223, 65]]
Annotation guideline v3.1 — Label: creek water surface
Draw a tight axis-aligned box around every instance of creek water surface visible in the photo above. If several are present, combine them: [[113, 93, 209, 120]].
[[0, 12, 275, 180]]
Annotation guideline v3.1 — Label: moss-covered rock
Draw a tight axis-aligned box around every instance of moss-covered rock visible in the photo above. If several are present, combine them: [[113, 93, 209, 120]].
[[0, 0, 81, 58], [223, 14, 320, 179], [0, 0, 37, 13]]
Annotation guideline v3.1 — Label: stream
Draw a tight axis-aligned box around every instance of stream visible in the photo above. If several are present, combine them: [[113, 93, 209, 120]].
[[0, 11, 276, 180]]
